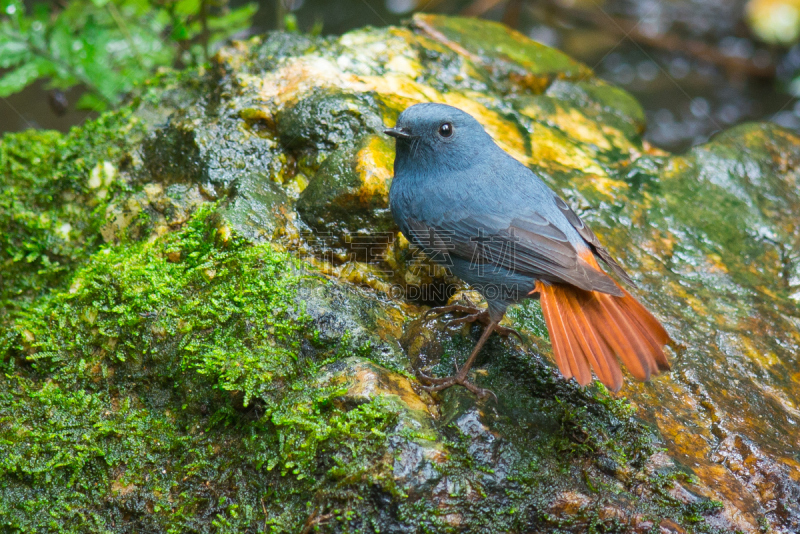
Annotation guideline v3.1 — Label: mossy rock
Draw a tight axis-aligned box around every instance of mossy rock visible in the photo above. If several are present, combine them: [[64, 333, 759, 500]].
[[1, 13, 799, 534]]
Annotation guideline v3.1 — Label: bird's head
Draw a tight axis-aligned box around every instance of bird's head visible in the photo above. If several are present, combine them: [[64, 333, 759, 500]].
[[384, 103, 496, 173]]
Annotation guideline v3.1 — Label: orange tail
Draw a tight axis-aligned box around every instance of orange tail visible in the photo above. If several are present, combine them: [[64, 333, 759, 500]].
[[538, 281, 671, 392]]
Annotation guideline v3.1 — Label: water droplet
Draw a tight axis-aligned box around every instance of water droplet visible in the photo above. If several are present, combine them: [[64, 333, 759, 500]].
[[386, 0, 416, 14], [771, 110, 800, 129], [282, 0, 304, 10], [718, 104, 740, 124], [752, 49, 772, 69], [690, 97, 710, 118], [654, 108, 674, 124], [528, 25, 559, 47], [637, 61, 659, 82], [669, 58, 690, 79], [614, 64, 635, 85]]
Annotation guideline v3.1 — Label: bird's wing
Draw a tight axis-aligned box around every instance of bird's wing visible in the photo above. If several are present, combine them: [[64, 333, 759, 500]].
[[403, 209, 623, 296], [551, 194, 636, 287]]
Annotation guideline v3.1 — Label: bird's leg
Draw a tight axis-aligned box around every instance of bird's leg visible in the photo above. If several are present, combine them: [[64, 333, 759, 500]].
[[423, 302, 522, 342], [416, 321, 499, 401]]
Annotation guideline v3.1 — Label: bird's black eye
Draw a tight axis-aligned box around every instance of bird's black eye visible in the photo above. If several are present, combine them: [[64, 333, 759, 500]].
[[438, 122, 453, 138]]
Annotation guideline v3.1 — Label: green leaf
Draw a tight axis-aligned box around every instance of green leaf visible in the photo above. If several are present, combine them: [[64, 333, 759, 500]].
[[0, 58, 54, 97], [170, 19, 189, 41], [75, 91, 108, 111], [47, 20, 75, 64], [0, 38, 29, 68], [310, 18, 324, 36], [0, 0, 259, 106], [173, 0, 200, 17], [283, 13, 298, 33], [208, 3, 258, 33]]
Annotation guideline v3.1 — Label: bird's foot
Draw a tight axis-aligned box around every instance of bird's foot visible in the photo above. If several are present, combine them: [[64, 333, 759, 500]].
[[424, 303, 523, 342], [416, 369, 497, 402], [423, 302, 482, 320]]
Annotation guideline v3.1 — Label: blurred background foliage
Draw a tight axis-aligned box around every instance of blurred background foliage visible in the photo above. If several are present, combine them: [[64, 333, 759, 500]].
[[0, 0, 257, 110], [748, 0, 800, 45], [5, 0, 800, 152]]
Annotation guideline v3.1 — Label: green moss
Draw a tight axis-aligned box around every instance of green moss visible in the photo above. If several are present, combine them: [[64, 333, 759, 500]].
[[0, 109, 144, 325], [411, 14, 590, 80], [659, 123, 800, 294], [0, 206, 404, 532], [543, 79, 647, 142]]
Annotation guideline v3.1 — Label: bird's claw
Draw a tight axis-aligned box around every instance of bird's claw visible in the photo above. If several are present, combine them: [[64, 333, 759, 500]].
[[423, 303, 482, 320], [443, 310, 523, 343], [415, 369, 498, 402], [445, 312, 484, 328], [425, 302, 523, 342], [494, 324, 524, 343], [415, 369, 452, 385]]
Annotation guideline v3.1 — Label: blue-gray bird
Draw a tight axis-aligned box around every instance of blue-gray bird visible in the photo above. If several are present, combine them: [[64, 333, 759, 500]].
[[385, 103, 670, 399]]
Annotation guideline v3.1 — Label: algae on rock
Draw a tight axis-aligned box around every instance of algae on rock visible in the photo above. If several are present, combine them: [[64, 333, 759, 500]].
[[1, 12, 799, 534]]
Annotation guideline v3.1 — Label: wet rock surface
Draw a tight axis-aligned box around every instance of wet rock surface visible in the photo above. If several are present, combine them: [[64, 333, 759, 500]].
[[1, 13, 799, 534]]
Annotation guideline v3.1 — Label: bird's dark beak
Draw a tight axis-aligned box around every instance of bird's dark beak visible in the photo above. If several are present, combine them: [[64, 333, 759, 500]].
[[384, 127, 412, 139]]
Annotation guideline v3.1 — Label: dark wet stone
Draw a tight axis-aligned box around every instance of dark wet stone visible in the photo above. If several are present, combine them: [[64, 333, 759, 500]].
[[296, 135, 395, 252], [295, 277, 411, 372], [248, 31, 318, 72], [142, 118, 207, 185], [276, 91, 384, 156], [222, 171, 288, 241], [711, 435, 800, 532], [389, 436, 445, 494], [596, 454, 621, 476], [455, 409, 500, 467]]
